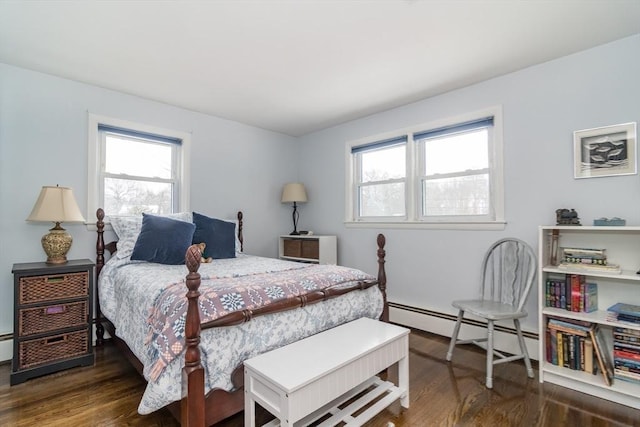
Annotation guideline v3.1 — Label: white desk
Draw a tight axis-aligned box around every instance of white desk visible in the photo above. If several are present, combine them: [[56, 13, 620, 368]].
[[244, 317, 410, 427]]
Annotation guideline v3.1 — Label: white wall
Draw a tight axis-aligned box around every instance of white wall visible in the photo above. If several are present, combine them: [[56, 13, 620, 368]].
[[296, 35, 640, 335], [0, 63, 299, 351]]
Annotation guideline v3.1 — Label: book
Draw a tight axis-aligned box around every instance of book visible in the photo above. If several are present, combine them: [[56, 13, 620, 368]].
[[547, 327, 558, 365], [614, 341, 640, 354], [557, 263, 621, 274], [614, 333, 640, 343], [569, 274, 585, 312], [614, 368, 640, 383], [614, 327, 640, 337], [557, 330, 564, 368], [584, 338, 594, 374], [547, 316, 592, 331], [615, 314, 640, 325], [562, 247, 606, 257], [563, 257, 608, 265], [613, 349, 640, 363], [608, 303, 640, 318], [614, 358, 640, 372], [583, 282, 598, 313], [589, 326, 613, 386]]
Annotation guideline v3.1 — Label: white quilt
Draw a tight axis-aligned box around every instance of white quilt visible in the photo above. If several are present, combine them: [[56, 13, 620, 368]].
[[98, 254, 383, 414]]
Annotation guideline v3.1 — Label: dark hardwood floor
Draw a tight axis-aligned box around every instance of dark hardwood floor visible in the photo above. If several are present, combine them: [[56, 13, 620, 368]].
[[1, 328, 639, 426]]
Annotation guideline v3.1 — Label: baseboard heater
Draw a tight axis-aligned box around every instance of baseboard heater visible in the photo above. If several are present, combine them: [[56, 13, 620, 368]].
[[388, 301, 538, 341]]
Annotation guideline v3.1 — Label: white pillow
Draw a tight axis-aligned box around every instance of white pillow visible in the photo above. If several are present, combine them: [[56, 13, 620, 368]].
[[109, 212, 193, 259], [229, 219, 243, 253]]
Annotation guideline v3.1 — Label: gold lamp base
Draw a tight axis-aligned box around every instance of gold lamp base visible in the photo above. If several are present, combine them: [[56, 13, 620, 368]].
[[41, 222, 72, 264]]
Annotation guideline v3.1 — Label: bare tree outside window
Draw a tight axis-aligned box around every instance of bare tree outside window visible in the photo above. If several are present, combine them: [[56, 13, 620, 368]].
[[101, 130, 179, 216]]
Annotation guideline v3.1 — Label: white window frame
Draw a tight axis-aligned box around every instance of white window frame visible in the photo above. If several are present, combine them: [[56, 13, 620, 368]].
[[345, 106, 505, 230], [87, 113, 191, 227], [352, 136, 409, 221]]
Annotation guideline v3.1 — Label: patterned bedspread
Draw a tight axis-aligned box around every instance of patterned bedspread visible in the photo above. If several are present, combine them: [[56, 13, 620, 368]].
[[98, 254, 383, 414]]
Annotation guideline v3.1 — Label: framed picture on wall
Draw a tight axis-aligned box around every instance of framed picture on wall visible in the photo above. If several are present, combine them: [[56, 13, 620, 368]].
[[574, 122, 637, 179]]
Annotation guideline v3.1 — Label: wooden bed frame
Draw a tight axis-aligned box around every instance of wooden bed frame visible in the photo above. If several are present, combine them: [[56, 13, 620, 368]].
[[94, 208, 389, 426]]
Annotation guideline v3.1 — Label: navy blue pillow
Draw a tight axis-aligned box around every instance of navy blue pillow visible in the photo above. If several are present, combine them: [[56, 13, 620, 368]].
[[131, 213, 196, 265], [192, 212, 236, 259]]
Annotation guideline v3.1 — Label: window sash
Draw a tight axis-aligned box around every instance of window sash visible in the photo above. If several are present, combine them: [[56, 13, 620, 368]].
[[353, 138, 408, 220], [88, 114, 190, 222], [417, 122, 494, 221], [98, 129, 181, 215]]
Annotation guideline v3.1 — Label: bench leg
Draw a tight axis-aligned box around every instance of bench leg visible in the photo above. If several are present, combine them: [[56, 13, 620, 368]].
[[244, 388, 256, 427], [399, 354, 410, 409]]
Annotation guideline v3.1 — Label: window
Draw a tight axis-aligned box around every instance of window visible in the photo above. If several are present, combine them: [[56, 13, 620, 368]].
[[88, 114, 191, 219], [346, 107, 504, 229], [352, 136, 407, 219]]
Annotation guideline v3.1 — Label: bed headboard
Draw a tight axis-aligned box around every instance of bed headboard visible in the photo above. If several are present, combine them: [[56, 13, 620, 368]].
[[95, 208, 244, 279]]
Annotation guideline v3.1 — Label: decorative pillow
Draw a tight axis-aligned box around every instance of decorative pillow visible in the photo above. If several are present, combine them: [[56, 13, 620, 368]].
[[110, 212, 193, 259], [192, 212, 237, 259], [131, 213, 196, 265]]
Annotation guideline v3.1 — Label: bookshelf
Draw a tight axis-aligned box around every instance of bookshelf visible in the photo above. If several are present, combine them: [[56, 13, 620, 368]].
[[538, 225, 640, 409]]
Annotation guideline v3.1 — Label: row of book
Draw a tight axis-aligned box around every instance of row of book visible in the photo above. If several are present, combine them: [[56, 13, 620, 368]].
[[545, 274, 598, 312], [555, 247, 621, 274], [561, 247, 607, 265], [613, 327, 640, 384], [545, 316, 612, 385], [607, 303, 640, 384], [607, 302, 640, 325]]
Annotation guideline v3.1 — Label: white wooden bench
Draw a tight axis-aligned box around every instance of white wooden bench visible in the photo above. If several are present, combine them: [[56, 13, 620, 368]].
[[244, 317, 410, 427]]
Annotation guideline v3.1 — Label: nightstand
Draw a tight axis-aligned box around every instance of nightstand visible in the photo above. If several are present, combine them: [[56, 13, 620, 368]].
[[279, 235, 337, 264], [11, 259, 95, 385]]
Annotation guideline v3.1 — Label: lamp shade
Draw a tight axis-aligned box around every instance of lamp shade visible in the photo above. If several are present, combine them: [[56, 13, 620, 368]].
[[27, 186, 86, 223], [281, 183, 308, 203]]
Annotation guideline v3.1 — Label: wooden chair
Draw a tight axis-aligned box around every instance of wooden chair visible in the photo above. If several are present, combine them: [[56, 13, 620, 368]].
[[445, 238, 536, 388]]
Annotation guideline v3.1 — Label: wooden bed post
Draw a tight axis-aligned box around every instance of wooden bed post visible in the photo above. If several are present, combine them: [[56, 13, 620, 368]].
[[237, 211, 244, 252], [182, 245, 205, 427], [377, 233, 388, 322], [96, 208, 106, 346]]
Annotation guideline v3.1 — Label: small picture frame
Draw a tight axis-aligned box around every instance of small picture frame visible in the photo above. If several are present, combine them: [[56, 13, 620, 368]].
[[574, 122, 637, 179]]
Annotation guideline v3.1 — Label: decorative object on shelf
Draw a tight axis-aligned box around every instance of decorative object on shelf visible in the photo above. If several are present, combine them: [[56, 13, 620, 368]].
[[549, 229, 560, 265], [26, 185, 86, 264], [594, 217, 626, 226], [574, 122, 637, 179], [556, 208, 581, 226], [281, 182, 308, 235]]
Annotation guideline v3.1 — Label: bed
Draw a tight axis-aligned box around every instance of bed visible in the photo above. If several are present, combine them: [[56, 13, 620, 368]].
[[94, 208, 389, 426]]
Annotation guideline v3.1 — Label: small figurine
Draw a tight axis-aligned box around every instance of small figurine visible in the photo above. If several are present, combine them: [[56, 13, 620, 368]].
[[556, 208, 581, 226]]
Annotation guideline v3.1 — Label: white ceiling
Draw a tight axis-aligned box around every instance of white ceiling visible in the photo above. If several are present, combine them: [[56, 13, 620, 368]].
[[1, 1, 639, 137]]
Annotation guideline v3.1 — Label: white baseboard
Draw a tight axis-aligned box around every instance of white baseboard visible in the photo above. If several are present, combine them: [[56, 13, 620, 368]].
[[0, 339, 12, 363], [389, 304, 539, 361]]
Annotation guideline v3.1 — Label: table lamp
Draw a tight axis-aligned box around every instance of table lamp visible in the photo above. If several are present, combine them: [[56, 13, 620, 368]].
[[26, 185, 86, 264], [281, 183, 307, 235]]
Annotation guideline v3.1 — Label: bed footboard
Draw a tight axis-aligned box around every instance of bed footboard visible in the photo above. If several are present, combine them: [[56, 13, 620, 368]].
[[181, 233, 388, 426]]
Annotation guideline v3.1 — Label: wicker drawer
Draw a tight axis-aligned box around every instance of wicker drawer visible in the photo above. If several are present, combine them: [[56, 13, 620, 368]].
[[301, 240, 319, 260], [18, 330, 89, 370], [19, 300, 88, 336], [19, 272, 89, 304], [283, 239, 302, 257]]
